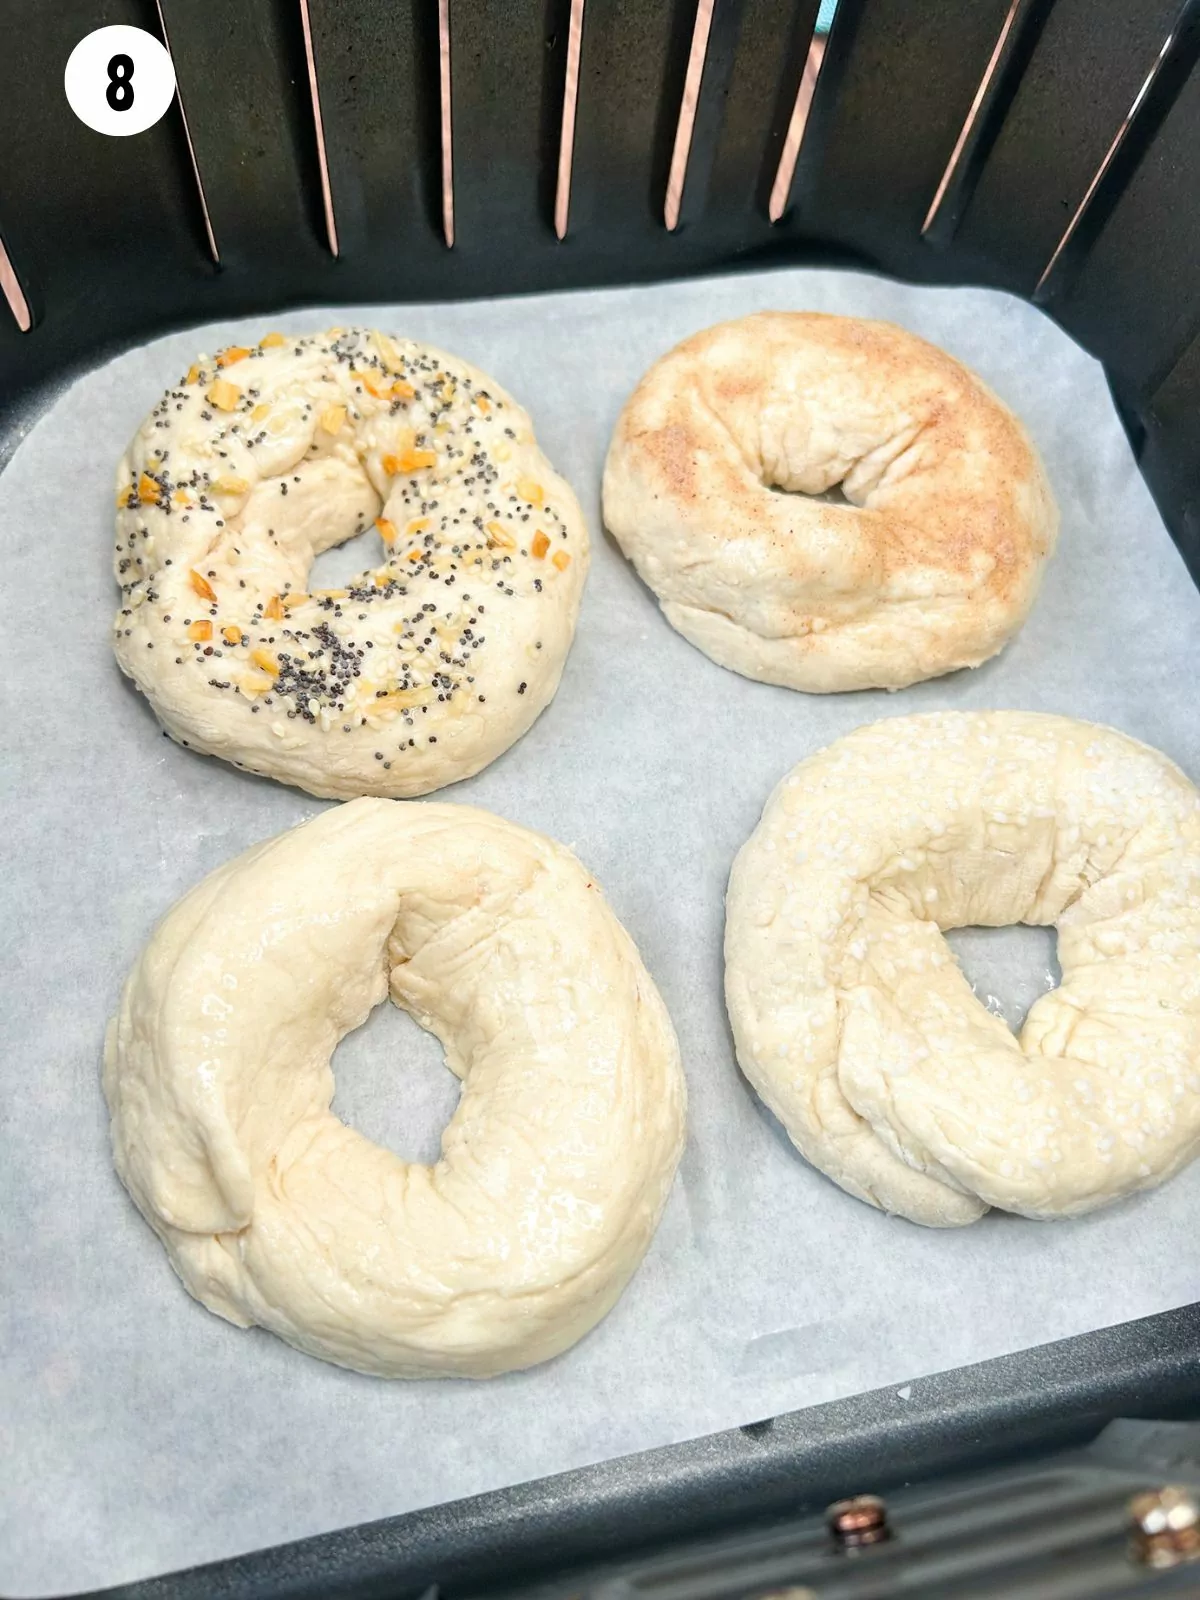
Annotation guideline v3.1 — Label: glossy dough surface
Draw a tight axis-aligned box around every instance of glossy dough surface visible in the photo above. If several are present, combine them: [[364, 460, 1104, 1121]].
[[113, 328, 587, 799], [603, 313, 1058, 691], [725, 712, 1200, 1225], [104, 800, 685, 1378]]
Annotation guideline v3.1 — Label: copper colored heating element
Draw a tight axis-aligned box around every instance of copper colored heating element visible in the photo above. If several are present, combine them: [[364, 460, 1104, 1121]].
[[827, 1493, 891, 1549], [1129, 1487, 1200, 1569]]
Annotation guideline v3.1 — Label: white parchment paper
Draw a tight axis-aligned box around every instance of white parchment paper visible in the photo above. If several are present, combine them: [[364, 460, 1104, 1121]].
[[3, 267, 1199, 1598]]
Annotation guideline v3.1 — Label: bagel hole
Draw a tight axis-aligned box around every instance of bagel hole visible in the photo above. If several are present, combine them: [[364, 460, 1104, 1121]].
[[768, 480, 852, 506], [330, 998, 459, 1165], [944, 924, 1061, 1033], [307, 523, 386, 590]]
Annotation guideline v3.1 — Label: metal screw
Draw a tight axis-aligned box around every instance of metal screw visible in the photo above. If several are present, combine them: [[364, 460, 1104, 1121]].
[[827, 1493, 891, 1550], [1129, 1486, 1200, 1569]]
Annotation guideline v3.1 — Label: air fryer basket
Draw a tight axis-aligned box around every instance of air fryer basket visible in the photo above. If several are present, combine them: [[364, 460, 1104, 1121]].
[[1, 2, 1198, 1597]]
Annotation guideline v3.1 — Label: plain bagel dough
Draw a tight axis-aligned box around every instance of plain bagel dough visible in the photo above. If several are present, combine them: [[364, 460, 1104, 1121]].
[[725, 712, 1200, 1226], [113, 328, 588, 799], [603, 313, 1058, 691], [104, 800, 685, 1378]]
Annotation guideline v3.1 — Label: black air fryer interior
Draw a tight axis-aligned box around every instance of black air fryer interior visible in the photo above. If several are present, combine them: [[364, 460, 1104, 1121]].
[[1, 2, 1198, 1597], [1, 0, 1198, 580]]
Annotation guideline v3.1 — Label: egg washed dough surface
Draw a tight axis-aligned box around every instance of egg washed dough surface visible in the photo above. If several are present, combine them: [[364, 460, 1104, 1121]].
[[3, 268, 1200, 1598], [113, 327, 587, 798], [726, 712, 1200, 1226], [105, 800, 686, 1379]]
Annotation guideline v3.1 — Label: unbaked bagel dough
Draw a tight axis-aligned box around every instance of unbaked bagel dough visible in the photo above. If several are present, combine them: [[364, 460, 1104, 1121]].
[[604, 313, 1058, 692], [725, 712, 1200, 1225], [113, 328, 587, 799], [104, 800, 685, 1377]]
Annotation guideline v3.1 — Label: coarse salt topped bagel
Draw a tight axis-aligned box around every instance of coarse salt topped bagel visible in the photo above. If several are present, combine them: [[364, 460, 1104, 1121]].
[[113, 328, 587, 799], [103, 799, 685, 1379], [725, 712, 1200, 1226], [603, 313, 1058, 692]]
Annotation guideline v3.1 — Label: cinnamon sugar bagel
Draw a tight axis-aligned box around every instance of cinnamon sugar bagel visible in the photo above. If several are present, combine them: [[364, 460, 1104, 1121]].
[[603, 313, 1058, 692]]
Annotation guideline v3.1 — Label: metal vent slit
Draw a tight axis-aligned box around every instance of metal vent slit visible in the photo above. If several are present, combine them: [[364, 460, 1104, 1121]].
[[440, 0, 454, 247], [665, 1, 715, 232], [298, 0, 339, 258], [152, 0, 219, 264], [919, 0, 1053, 250], [555, 0, 586, 238], [921, 0, 1027, 242], [769, 0, 838, 224], [1035, 0, 1200, 303], [0, 231, 31, 332]]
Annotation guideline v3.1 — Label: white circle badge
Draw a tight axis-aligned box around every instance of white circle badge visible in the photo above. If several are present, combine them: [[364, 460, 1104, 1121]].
[[64, 25, 177, 138]]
